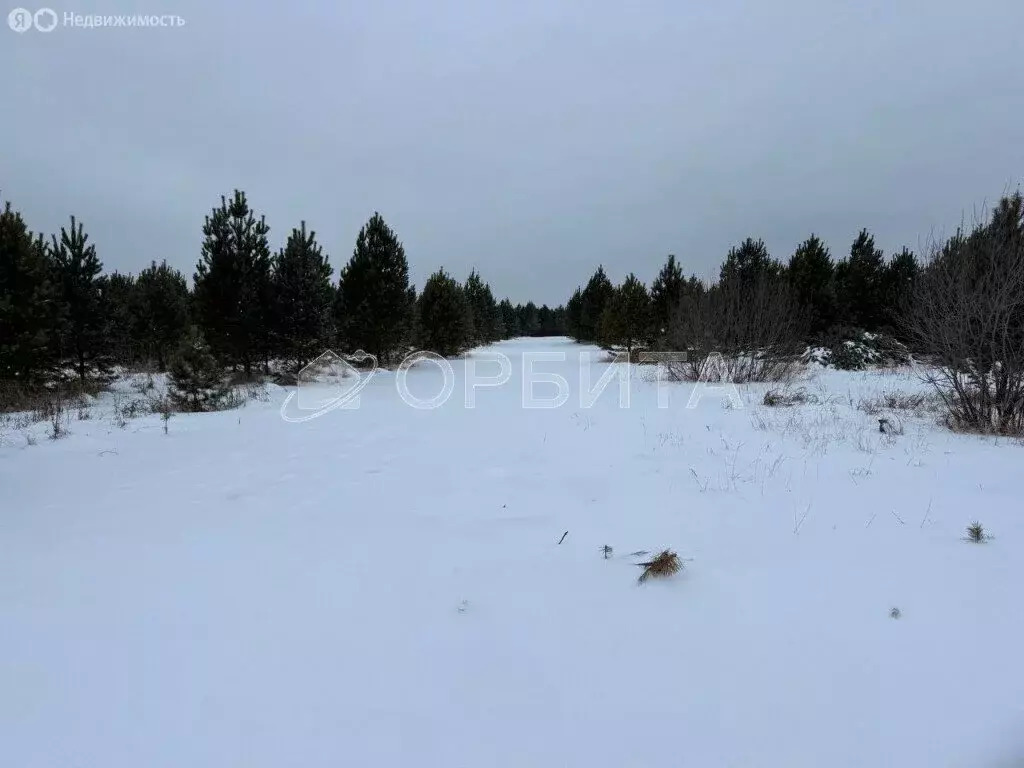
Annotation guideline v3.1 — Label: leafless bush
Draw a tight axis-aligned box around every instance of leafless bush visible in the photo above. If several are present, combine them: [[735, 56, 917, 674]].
[[763, 386, 817, 407], [906, 193, 1024, 436], [47, 390, 70, 440], [664, 273, 807, 383], [146, 394, 175, 434], [241, 381, 270, 403], [1, 411, 34, 430], [129, 373, 156, 394]]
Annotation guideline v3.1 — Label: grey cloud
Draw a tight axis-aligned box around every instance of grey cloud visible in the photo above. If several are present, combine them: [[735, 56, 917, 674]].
[[2, 0, 1021, 305]]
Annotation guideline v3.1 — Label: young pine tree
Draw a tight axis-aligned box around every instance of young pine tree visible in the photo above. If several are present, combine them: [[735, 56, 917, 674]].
[[650, 254, 684, 338], [193, 191, 273, 377], [0, 200, 58, 383], [417, 269, 473, 357], [133, 260, 190, 371], [51, 216, 104, 383], [167, 327, 228, 412], [601, 274, 652, 354], [881, 247, 919, 336], [835, 229, 886, 331], [463, 269, 500, 344], [519, 301, 541, 336], [577, 266, 614, 342], [499, 298, 520, 338], [788, 234, 835, 338], [720, 237, 783, 292], [336, 213, 412, 364], [97, 271, 137, 368], [565, 287, 584, 341], [271, 221, 334, 372]]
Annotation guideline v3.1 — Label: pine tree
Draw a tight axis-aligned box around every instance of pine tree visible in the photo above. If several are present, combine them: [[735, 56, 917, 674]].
[[835, 228, 886, 331], [788, 234, 835, 338], [271, 221, 334, 371], [499, 298, 520, 337], [405, 285, 420, 351], [577, 266, 614, 342], [51, 215, 104, 383], [336, 212, 412, 363], [97, 271, 137, 368], [551, 305, 567, 336], [133, 260, 190, 371], [720, 237, 783, 291], [464, 269, 500, 344], [167, 326, 228, 412], [519, 301, 541, 336], [0, 200, 58, 383], [881, 247, 919, 336], [565, 287, 584, 340], [601, 274, 652, 354], [417, 269, 473, 356], [193, 190, 273, 377], [650, 254, 684, 338]]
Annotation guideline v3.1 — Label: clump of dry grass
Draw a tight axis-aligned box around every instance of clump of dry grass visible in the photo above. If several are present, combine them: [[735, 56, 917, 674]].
[[637, 549, 682, 584], [763, 386, 817, 408], [857, 389, 937, 417]]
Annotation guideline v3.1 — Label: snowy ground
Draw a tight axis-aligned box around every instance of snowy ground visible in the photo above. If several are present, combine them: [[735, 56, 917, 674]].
[[2, 337, 1022, 768]]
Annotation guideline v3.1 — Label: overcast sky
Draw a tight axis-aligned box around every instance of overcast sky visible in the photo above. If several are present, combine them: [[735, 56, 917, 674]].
[[3, 0, 1022, 305]]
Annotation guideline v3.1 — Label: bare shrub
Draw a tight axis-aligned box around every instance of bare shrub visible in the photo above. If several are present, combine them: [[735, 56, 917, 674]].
[[665, 272, 807, 383], [637, 549, 683, 584], [129, 373, 156, 394], [147, 394, 175, 434], [763, 386, 817, 407], [47, 390, 70, 440], [241, 381, 270, 403], [906, 194, 1024, 435]]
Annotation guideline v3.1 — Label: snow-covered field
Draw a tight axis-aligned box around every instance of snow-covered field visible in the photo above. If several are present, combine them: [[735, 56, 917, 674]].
[[2, 337, 1022, 768]]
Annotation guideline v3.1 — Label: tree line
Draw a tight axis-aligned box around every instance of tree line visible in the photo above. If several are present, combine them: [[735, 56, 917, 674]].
[[0, 189, 569, 392], [563, 191, 1024, 435], [565, 229, 921, 356]]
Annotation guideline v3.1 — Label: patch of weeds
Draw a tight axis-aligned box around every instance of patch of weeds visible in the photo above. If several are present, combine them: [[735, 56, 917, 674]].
[[763, 386, 817, 408], [889, 607, 902, 619], [48, 410, 70, 440], [601, 545, 614, 560], [637, 549, 682, 584]]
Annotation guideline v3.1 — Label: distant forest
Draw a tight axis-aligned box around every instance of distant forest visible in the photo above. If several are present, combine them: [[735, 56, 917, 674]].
[[3, 187, 1023, 434]]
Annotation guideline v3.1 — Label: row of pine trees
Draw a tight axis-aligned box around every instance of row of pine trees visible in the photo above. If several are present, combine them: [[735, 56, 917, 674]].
[[565, 229, 921, 353], [0, 190, 569, 388]]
